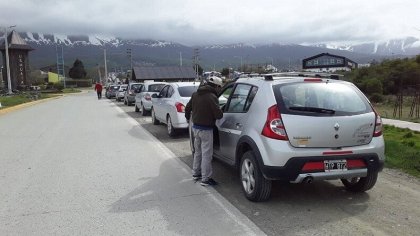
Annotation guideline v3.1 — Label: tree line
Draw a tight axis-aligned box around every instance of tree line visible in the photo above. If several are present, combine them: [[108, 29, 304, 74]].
[[347, 55, 420, 102]]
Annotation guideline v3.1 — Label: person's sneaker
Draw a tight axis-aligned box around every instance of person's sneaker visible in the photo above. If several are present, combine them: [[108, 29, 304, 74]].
[[192, 174, 202, 180], [200, 178, 218, 186]]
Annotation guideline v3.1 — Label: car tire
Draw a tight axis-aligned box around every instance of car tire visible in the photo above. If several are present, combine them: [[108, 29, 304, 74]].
[[151, 108, 160, 125], [141, 104, 147, 116], [341, 170, 378, 192], [167, 115, 177, 137], [135, 105, 139, 112], [124, 99, 127, 105], [240, 151, 272, 202]]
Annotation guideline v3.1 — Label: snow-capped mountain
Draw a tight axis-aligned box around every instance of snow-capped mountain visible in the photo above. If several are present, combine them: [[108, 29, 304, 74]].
[[310, 37, 420, 56], [1, 32, 419, 70]]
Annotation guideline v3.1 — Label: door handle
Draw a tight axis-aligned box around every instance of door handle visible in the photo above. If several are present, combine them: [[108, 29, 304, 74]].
[[236, 123, 243, 128]]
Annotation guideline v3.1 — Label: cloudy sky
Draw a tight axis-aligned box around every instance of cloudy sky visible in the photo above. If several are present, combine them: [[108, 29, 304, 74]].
[[1, 0, 419, 46]]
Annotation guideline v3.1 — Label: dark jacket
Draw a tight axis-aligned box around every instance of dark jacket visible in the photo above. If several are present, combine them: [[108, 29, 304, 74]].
[[185, 85, 223, 127]]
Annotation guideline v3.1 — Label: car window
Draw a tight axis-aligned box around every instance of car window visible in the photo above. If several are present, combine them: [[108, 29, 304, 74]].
[[275, 82, 372, 116], [167, 86, 174, 98], [131, 84, 142, 91], [225, 84, 253, 113], [178, 85, 198, 97], [148, 84, 166, 92], [218, 84, 234, 108], [244, 86, 258, 112], [159, 86, 169, 97], [111, 86, 119, 90]]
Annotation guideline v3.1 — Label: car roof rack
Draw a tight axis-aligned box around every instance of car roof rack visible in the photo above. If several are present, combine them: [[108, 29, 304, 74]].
[[264, 72, 344, 80]]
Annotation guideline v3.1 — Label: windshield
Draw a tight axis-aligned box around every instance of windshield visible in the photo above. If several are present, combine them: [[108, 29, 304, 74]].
[[274, 82, 372, 116], [178, 86, 199, 97]]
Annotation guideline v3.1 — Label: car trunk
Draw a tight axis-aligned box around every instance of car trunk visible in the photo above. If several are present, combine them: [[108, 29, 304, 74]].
[[282, 112, 376, 148]]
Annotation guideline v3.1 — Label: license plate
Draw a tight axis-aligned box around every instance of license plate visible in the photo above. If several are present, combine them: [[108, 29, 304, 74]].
[[324, 160, 347, 172]]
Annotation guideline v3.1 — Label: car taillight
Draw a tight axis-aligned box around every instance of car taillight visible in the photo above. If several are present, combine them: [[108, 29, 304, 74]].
[[145, 93, 151, 101], [373, 110, 383, 137], [175, 102, 185, 113], [261, 105, 288, 140]]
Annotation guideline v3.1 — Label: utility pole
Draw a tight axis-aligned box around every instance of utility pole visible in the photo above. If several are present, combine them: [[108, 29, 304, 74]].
[[3, 25, 16, 94], [193, 48, 200, 80], [180, 52, 183, 66], [103, 49, 108, 84]]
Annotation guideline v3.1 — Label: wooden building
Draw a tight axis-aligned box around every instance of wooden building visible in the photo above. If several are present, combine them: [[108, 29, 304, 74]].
[[0, 30, 34, 89], [302, 53, 357, 72]]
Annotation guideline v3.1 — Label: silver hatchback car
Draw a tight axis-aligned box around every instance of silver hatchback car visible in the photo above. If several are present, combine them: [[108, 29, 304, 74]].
[[191, 72, 385, 202]]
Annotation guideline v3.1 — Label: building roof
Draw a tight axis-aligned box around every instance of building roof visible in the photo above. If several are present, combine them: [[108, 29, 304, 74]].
[[0, 30, 34, 51], [132, 66, 196, 81]]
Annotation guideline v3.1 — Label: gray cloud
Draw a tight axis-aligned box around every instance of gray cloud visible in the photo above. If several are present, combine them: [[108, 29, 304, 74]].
[[1, 0, 419, 45]]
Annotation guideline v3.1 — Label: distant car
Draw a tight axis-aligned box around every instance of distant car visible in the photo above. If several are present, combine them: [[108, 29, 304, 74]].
[[116, 84, 128, 102], [135, 82, 168, 115], [105, 85, 120, 99], [151, 82, 199, 137], [124, 82, 143, 106]]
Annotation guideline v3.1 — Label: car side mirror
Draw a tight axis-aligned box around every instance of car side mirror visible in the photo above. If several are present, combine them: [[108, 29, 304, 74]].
[[151, 94, 158, 98]]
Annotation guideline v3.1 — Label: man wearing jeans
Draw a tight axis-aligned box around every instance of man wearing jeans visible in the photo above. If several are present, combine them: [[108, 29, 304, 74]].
[[185, 76, 223, 186]]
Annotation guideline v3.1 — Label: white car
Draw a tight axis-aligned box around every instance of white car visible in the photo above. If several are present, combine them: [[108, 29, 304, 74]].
[[115, 84, 128, 102], [151, 82, 199, 137], [135, 82, 168, 115]]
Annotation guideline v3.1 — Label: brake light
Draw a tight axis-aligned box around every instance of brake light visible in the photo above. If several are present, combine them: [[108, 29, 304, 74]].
[[175, 102, 185, 113], [261, 105, 288, 140], [145, 93, 151, 101], [373, 110, 383, 137], [302, 162, 324, 171]]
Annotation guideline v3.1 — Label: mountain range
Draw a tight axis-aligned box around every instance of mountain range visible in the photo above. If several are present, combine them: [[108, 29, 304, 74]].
[[1, 32, 420, 71]]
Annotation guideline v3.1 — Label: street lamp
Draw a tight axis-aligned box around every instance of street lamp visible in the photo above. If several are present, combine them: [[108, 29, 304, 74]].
[[3, 25, 16, 94]]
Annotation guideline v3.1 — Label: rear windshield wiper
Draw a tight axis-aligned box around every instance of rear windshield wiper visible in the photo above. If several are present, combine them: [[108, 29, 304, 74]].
[[289, 106, 335, 114]]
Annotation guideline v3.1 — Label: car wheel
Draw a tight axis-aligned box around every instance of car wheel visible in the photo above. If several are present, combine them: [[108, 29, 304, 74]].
[[124, 99, 127, 105], [141, 104, 147, 116], [167, 115, 177, 137], [135, 105, 139, 112], [151, 108, 160, 125], [341, 170, 378, 192], [240, 151, 272, 202]]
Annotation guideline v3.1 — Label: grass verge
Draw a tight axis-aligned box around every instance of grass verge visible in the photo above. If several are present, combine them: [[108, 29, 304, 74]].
[[383, 125, 420, 178], [62, 88, 82, 93], [0, 93, 59, 109]]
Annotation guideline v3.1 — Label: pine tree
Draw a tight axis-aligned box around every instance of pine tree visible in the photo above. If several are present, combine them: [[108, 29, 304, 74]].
[[68, 59, 87, 79]]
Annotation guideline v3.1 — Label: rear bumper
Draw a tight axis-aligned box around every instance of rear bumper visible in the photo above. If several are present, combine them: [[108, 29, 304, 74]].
[[262, 154, 384, 181]]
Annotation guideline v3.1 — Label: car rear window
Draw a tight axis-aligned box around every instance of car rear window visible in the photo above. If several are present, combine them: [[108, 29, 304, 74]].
[[178, 86, 199, 97], [111, 86, 120, 90], [273, 82, 372, 116], [130, 84, 142, 90], [148, 84, 166, 92]]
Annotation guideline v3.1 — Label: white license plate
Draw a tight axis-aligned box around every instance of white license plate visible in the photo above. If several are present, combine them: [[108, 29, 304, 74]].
[[324, 160, 347, 172]]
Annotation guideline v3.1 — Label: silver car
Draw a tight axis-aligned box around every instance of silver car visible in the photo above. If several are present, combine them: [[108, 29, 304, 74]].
[[124, 82, 143, 106], [115, 84, 128, 102], [190, 72, 385, 202], [134, 82, 168, 115], [151, 82, 199, 137]]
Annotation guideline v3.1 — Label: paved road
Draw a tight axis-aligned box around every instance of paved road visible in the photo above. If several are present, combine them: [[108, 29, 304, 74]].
[[117, 96, 420, 236], [0, 92, 263, 235]]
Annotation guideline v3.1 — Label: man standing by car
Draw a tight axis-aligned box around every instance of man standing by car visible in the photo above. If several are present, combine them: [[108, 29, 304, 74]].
[[185, 76, 223, 186], [94, 82, 103, 99]]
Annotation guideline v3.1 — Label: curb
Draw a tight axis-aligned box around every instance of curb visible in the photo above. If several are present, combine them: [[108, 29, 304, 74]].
[[0, 95, 63, 115]]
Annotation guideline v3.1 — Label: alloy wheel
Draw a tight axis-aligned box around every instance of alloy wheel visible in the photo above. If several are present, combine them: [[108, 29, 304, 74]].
[[241, 159, 256, 194]]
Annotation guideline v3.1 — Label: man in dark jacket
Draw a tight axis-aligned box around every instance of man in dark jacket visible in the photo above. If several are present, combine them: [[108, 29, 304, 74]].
[[185, 76, 223, 186]]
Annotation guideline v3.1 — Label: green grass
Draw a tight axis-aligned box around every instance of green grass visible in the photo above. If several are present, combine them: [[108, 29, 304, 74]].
[[0, 93, 58, 109], [62, 88, 82, 93], [383, 125, 420, 178]]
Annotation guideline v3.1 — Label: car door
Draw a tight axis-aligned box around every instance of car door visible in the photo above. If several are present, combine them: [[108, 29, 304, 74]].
[[155, 85, 168, 121], [216, 84, 257, 164]]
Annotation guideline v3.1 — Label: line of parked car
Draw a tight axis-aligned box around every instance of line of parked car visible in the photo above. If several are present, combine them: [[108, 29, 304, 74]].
[[105, 81, 200, 137], [104, 73, 385, 202]]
